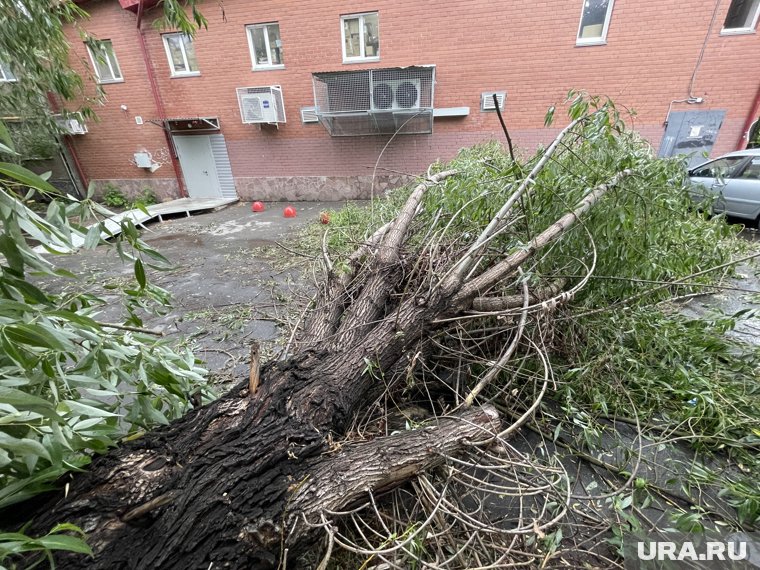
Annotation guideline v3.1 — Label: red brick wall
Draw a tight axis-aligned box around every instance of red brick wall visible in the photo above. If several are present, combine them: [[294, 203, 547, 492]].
[[65, 0, 760, 199], [65, 4, 170, 189]]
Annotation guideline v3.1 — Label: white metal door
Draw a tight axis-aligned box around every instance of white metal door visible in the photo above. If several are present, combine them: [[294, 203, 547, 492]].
[[173, 135, 222, 199]]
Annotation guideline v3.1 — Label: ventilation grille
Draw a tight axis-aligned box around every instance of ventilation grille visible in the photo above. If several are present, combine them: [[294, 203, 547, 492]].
[[481, 92, 506, 111], [236, 86, 286, 124], [300, 107, 319, 123], [312, 66, 435, 136]]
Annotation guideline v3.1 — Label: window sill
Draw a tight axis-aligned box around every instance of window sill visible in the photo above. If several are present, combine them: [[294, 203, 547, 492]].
[[170, 72, 201, 78], [342, 56, 380, 64], [98, 78, 125, 85], [720, 27, 756, 36], [575, 38, 607, 46], [252, 65, 285, 71]]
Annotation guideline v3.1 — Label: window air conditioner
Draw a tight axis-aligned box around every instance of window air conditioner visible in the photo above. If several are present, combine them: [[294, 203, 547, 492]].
[[236, 86, 286, 124], [371, 79, 421, 111]]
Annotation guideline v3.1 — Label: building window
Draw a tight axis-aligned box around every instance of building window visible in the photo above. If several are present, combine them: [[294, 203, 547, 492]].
[[341, 12, 379, 62], [162, 33, 199, 76], [576, 0, 615, 45], [722, 0, 760, 33], [0, 61, 16, 82], [246, 23, 284, 69], [86, 40, 123, 84]]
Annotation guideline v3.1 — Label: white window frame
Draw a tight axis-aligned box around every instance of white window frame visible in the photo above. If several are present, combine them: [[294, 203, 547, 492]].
[[341, 12, 380, 63], [721, 0, 760, 34], [576, 0, 615, 46], [246, 23, 284, 70], [86, 40, 123, 84], [162, 33, 200, 77], [0, 62, 16, 83]]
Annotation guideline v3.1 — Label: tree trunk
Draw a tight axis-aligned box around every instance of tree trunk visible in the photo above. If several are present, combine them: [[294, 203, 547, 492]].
[[28, 345, 497, 569]]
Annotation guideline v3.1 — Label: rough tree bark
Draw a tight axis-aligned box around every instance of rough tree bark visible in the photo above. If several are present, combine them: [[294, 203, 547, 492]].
[[22, 136, 634, 568]]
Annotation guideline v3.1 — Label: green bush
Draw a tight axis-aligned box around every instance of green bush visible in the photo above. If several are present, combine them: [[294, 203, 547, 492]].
[[101, 184, 129, 209], [101, 186, 159, 210], [132, 188, 159, 209]]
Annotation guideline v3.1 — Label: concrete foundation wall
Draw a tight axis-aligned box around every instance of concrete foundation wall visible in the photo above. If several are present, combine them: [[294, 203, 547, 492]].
[[89, 178, 180, 201], [235, 174, 413, 201]]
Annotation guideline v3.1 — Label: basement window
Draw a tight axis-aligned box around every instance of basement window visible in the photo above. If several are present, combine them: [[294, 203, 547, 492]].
[[576, 0, 615, 45], [0, 61, 16, 82], [341, 12, 380, 63], [162, 33, 200, 77], [722, 0, 760, 33], [246, 23, 284, 69], [86, 40, 123, 84]]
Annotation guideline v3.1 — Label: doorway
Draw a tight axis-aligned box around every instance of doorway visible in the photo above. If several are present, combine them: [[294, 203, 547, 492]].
[[658, 110, 725, 167], [173, 134, 237, 200]]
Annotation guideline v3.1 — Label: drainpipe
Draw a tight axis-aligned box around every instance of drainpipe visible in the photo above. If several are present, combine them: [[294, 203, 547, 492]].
[[136, 0, 187, 197], [737, 84, 760, 150], [62, 136, 89, 194], [45, 92, 88, 195]]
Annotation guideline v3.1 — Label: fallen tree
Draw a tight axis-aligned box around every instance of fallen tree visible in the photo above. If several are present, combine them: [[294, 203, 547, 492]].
[[14, 96, 759, 568]]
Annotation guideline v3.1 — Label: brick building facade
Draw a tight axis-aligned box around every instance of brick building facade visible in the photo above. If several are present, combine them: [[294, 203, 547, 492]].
[[59, 0, 760, 202]]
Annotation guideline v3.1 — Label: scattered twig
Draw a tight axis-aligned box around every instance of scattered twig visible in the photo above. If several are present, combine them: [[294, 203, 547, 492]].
[[95, 321, 164, 336]]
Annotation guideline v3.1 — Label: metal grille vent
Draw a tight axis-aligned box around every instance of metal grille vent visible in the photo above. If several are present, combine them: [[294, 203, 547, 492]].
[[300, 107, 319, 123], [236, 86, 286, 124], [312, 66, 435, 136], [481, 92, 506, 111]]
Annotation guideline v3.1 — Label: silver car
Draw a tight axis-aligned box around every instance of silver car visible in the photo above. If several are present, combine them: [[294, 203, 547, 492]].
[[688, 149, 760, 228]]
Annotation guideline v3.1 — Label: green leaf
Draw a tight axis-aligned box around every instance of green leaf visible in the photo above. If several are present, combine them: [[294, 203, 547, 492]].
[[134, 258, 146, 289], [544, 105, 555, 127], [83, 225, 101, 249], [36, 534, 93, 555], [0, 122, 14, 151], [0, 235, 24, 274], [0, 387, 57, 413], [0, 432, 51, 462], [2, 274, 51, 305], [0, 163, 60, 195], [59, 400, 119, 418], [4, 323, 71, 352]]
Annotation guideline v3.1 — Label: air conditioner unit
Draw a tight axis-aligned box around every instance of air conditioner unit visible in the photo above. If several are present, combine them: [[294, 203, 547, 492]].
[[55, 116, 88, 135], [236, 86, 286, 125], [371, 79, 421, 111]]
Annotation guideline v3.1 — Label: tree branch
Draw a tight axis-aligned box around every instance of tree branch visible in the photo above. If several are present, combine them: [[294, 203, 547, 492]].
[[454, 169, 634, 305], [288, 405, 500, 526], [471, 279, 568, 312]]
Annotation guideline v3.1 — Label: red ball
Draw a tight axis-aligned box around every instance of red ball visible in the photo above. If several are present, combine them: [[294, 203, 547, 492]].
[[283, 206, 297, 218], [251, 201, 265, 212]]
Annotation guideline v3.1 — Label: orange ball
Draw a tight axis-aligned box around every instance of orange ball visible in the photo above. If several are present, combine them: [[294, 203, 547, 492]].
[[283, 206, 297, 218], [251, 201, 265, 212]]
